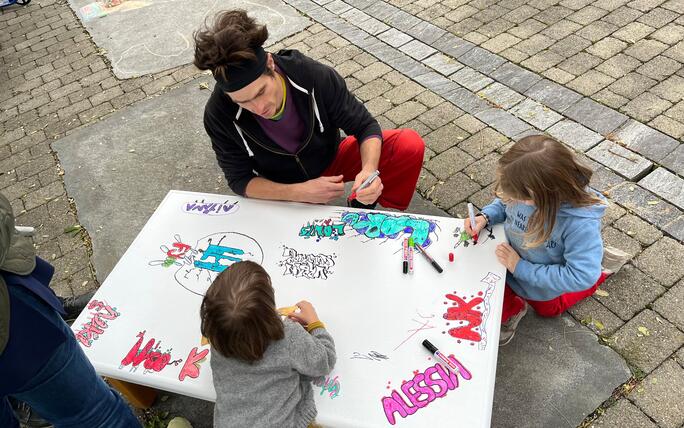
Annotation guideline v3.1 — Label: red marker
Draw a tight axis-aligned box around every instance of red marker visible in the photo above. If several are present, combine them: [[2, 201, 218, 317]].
[[467, 203, 479, 244], [449, 252, 454, 262], [348, 170, 380, 202]]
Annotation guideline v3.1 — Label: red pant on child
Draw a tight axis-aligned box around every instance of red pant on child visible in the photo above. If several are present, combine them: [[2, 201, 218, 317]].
[[501, 272, 609, 323], [322, 129, 425, 211]]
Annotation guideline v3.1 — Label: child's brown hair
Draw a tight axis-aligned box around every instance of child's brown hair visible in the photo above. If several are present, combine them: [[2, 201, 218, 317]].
[[494, 135, 602, 248], [200, 261, 284, 362]]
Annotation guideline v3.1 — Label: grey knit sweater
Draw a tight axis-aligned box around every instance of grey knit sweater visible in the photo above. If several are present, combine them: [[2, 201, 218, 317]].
[[210, 318, 336, 428]]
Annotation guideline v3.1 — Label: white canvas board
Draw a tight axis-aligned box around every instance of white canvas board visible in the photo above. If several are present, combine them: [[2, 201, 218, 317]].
[[71, 190, 506, 427]]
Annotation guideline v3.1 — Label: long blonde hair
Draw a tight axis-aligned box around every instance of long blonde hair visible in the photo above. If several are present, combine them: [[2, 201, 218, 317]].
[[494, 135, 602, 248]]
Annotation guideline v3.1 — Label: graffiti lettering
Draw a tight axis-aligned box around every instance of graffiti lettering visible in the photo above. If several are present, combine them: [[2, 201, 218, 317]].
[[279, 246, 336, 280], [178, 346, 210, 381], [313, 375, 341, 399], [443, 294, 484, 342], [381, 355, 472, 425], [120, 331, 182, 374], [299, 220, 346, 241], [194, 244, 245, 272], [341, 212, 438, 247], [74, 299, 120, 347], [182, 199, 239, 216]]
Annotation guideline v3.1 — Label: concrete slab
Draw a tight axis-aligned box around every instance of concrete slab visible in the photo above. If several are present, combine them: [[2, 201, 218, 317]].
[[67, 0, 310, 78], [493, 313, 631, 428], [54, 78, 630, 428]]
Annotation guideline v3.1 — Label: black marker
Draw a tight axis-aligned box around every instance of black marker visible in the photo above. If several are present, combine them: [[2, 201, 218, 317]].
[[415, 244, 443, 273]]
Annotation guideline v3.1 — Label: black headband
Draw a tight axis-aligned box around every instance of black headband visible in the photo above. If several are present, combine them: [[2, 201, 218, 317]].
[[214, 46, 268, 93]]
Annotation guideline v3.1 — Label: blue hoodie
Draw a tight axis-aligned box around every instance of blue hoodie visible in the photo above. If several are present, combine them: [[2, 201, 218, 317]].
[[481, 191, 606, 301]]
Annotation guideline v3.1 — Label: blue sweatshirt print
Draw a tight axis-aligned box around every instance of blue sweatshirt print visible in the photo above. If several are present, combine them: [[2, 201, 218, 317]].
[[481, 190, 606, 301]]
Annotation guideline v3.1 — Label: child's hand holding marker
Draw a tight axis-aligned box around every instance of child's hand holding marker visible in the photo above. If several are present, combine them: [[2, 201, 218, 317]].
[[464, 214, 487, 238], [287, 300, 321, 326]]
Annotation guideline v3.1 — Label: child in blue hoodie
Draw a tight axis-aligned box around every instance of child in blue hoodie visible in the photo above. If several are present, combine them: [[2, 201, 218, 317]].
[[466, 135, 608, 345]]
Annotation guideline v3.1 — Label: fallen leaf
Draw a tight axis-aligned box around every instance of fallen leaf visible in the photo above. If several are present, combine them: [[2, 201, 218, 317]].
[[593, 320, 605, 330], [63, 225, 82, 236], [638, 326, 650, 336], [647, 200, 659, 205], [595, 289, 609, 297], [199, 82, 210, 90]]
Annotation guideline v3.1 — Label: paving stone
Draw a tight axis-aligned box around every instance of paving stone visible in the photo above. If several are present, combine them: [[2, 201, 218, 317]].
[[509, 97, 563, 130], [661, 144, 684, 175], [524, 78, 583, 112], [431, 33, 476, 59], [590, 398, 658, 428], [653, 278, 684, 330], [637, 55, 681, 81], [415, 90, 446, 108], [558, 52, 603, 76], [639, 168, 684, 212], [587, 140, 653, 180], [634, 237, 684, 286], [542, 19, 584, 40], [630, 359, 684, 428], [422, 52, 463, 76], [609, 309, 684, 374], [490, 61, 543, 93], [650, 22, 684, 44], [663, 215, 684, 241], [458, 46, 507, 74], [428, 171, 481, 209], [423, 123, 470, 153], [424, 146, 476, 180], [481, 33, 522, 53], [625, 38, 669, 62], [649, 115, 684, 139], [477, 82, 525, 109], [475, 107, 532, 138], [547, 119, 604, 152], [450, 66, 493, 91], [565, 97, 629, 135], [597, 54, 643, 79], [416, 103, 465, 130], [603, 224, 643, 256], [613, 21, 656, 44], [613, 120, 680, 162], [463, 152, 501, 186], [622, 92, 674, 123], [609, 72, 657, 99], [413, 72, 458, 99], [520, 49, 565, 72], [541, 67, 575, 84], [405, 21, 447, 45], [638, 6, 679, 27], [587, 37, 629, 59], [568, 296, 625, 336], [609, 182, 682, 229], [568, 69, 616, 96], [596, 264, 665, 321], [445, 87, 491, 115], [453, 113, 487, 134], [678, 347, 684, 369], [665, 100, 684, 122], [614, 214, 664, 245], [458, 127, 509, 157], [664, 40, 684, 62], [400, 39, 437, 60], [576, 20, 619, 42]]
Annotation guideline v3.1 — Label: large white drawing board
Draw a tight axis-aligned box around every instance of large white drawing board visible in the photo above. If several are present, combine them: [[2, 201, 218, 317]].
[[72, 190, 506, 427]]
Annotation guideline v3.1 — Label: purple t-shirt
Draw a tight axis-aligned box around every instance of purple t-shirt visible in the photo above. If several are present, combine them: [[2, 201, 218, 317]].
[[255, 69, 305, 154]]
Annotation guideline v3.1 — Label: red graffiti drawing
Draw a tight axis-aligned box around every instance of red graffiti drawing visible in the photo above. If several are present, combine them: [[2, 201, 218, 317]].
[[443, 294, 483, 342], [167, 242, 191, 259], [178, 346, 210, 381], [74, 300, 120, 347], [120, 331, 183, 374]]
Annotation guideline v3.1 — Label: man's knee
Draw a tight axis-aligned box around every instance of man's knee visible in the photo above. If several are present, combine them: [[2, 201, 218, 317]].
[[394, 128, 425, 160]]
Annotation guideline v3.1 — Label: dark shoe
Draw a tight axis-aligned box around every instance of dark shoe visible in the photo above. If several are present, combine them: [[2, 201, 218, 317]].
[[9, 398, 52, 428], [59, 290, 96, 322]]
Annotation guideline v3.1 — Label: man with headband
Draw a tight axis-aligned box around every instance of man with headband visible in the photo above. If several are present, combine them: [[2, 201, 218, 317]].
[[194, 10, 425, 210]]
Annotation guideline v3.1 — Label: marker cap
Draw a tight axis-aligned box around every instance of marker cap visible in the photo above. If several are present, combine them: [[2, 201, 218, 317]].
[[408, 237, 414, 247], [422, 339, 438, 354]]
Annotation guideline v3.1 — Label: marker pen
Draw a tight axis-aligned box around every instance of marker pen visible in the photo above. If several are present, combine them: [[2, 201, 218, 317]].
[[422, 339, 472, 380], [402, 238, 409, 274], [408, 237, 414, 274], [348, 170, 380, 201], [415, 243, 443, 274], [467, 202, 479, 244]]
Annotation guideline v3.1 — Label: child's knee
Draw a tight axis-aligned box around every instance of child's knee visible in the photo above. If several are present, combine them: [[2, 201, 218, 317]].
[[532, 305, 564, 318]]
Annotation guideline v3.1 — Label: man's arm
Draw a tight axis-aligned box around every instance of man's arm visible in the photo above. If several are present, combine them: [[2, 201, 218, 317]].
[[245, 175, 344, 204]]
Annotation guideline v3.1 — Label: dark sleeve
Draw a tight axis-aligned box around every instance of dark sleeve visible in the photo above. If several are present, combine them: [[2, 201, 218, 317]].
[[203, 106, 256, 196], [314, 61, 382, 144]]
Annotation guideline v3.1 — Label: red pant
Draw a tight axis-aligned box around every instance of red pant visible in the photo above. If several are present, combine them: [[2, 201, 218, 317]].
[[322, 129, 425, 211], [501, 272, 609, 322]]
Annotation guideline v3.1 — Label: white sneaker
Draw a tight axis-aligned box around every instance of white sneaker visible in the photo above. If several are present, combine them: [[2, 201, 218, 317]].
[[499, 302, 528, 346]]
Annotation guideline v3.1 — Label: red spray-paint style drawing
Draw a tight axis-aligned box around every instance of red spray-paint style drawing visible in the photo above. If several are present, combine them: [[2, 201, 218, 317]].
[[443, 294, 484, 342], [74, 300, 120, 347], [178, 346, 210, 382], [120, 331, 183, 374], [381, 354, 472, 425]]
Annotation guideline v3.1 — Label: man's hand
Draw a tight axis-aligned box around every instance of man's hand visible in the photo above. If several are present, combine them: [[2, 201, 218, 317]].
[[294, 175, 345, 204], [496, 243, 521, 273], [350, 169, 383, 205]]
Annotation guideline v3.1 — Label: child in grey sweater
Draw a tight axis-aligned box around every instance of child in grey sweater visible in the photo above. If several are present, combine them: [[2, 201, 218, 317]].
[[200, 260, 336, 428]]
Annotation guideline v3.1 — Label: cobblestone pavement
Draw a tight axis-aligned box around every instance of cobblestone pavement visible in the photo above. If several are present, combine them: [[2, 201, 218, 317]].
[[1, 0, 683, 426]]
